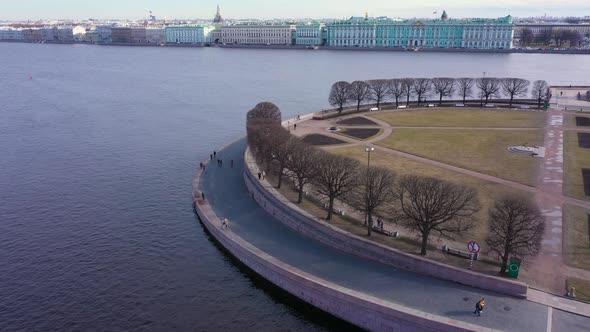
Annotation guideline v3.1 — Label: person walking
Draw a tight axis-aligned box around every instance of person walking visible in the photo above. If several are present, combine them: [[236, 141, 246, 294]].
[[294, 123, 297, 130], [473, 298, 485, 316], [230, 159, 234, 168], [262, 171, 266, 179], [210, 154, 213, 160], [219, 159, 223, 167], [213, 151, 217, 158], [258, 172, 262, 180]]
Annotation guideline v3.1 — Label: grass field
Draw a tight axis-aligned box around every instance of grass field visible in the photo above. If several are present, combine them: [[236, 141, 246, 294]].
[[328, 146, 534, 248], [563, 204, 590, 271], [369, 108, 547, 128], [269, 172, 501, 274], [375, 129, 543, 186], [564, 131, 590, 200], [566, 278, 590, 302]]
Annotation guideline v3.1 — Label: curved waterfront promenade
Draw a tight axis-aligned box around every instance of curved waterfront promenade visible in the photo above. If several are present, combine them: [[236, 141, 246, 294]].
[[189, 138, 590, 331]]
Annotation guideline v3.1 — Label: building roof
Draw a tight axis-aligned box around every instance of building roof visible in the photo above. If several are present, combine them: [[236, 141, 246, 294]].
[[329, 15, 513, 26]]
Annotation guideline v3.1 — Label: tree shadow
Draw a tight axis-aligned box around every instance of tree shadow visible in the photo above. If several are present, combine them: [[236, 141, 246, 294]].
[[445, 310, 476, 317]]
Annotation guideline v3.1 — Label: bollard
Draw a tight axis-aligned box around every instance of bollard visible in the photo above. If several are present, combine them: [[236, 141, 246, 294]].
[[568, 287, 576, 298]]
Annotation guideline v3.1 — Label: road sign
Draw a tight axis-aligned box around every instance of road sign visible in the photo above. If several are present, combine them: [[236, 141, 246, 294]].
[[467, 241, 480, 254]]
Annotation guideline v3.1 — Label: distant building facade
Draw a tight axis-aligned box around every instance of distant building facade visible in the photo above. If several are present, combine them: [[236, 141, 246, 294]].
[[220, 24, 295, 45], [146, 28, 166, 44], [22, 28, 44, 42], [130, 27, 147, 44], [326, 14, 514, 49], [295, 23, 324, 45], [96, 26, 112, 43], [514, 23, 590, 39], [0, 28, 24, 40], [111, 27, 132, 43], [165, 25, 215, 44]]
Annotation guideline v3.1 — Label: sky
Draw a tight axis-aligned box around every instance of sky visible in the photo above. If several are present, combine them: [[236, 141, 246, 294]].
[[2, 0, 590, 21]]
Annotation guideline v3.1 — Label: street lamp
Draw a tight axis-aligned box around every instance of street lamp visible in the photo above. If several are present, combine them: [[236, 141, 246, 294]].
[[365, 147, 374, 168]]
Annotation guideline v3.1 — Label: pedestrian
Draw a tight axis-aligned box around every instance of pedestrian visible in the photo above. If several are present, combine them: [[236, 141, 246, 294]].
[[473, 298, 485, 316], [222, 218, 229, 229], [210, 154, 213, 160], [231, 159, 234, 168], [199, 162, 203, 169], [294, 123, 297, 130], [297, 114, 300, 120], [220, 159, 223, 167], [213, 151, 217, 159], [258, 172, 262, 180], [262, 171, 266, 179], [378, 217, 383, 231], [201, 192, 205, 200]]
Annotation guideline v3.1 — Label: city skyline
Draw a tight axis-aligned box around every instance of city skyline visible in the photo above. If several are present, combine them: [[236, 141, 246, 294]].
[[2, 0, 590, 21]]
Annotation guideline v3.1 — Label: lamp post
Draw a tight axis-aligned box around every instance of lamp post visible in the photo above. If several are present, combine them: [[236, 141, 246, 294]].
[[364, 147, 374, 226]]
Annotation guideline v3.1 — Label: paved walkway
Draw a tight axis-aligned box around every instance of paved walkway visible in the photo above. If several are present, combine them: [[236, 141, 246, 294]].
[[199, 139, 590, 331]]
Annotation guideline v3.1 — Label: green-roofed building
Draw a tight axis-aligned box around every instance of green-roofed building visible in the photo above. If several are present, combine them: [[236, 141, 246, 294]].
[[165, 25, 215, 44], [326, 13, 514, 49]]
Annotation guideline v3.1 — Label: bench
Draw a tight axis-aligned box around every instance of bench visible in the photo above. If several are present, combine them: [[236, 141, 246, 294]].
[[322, 203, 345, 216], [456, 103, 465, 107], [442, 245, 479, 260], [427, 104, 436, 107], [397, 105, 407, 109]]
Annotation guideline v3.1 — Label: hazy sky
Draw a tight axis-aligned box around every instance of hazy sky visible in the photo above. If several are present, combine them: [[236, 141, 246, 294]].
[[3, 0, 590, 20]]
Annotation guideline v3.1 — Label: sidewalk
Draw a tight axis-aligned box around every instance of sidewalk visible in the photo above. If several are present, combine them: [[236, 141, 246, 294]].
[[199, 139, 589, 331]]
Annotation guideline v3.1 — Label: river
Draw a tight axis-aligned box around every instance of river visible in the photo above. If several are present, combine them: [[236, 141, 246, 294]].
[[0, 42, 587, 330]]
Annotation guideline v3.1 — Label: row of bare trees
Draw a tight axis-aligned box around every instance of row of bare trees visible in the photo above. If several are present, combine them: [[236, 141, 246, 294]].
[[246, 102, 545, 272], [329, 78, 551, 111], [520, 27, 585, 48]]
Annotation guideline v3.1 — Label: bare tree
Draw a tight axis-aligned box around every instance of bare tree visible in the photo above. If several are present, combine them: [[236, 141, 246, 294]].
[[501, 78, 530, 107], [538, 28, 553, 46], [246, 101, 282, 169], [329, 81, 351, 113], [431, 78, 456, 105], [314, 153, 360, 220], [531, 80, 549, 108], [349, 81, 372, 111], [412, 78, 432, 105], [401, 78, 415, 106], [476, 77, 502, 105], [520, 28, 534, 47], [350, 166, 396, 236], [368, 79, 389, 109], [269, 128, 297, 189], [286, 141, 320, 204], [394, 175, 480, 255], [486, 195, 545, 274], [387, 79, 405, 107], [456, 78, 474, 103]]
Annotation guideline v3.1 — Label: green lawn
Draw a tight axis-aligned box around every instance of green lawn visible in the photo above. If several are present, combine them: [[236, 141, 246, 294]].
[[566, 278, 590, 302], [370, 108, 546, 128], [563, 204, 590, 271], [564, 131, 590, 200], [375, 129, 543, 186], [328, 146, 534, 247]]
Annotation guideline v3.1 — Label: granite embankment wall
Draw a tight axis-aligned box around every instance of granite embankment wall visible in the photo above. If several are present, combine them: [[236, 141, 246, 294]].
[[243, 144, 529, 298], [192, 159, 487, 331]]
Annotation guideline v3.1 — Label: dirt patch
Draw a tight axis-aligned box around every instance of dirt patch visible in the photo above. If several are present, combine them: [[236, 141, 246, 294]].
[[579, 133, 590, 148], [576, 117, 590, 127], [302, 134, 346, 146], [337, 117, 378, 126], [341, 128, 381, 140], [583, 169, 590, 196]]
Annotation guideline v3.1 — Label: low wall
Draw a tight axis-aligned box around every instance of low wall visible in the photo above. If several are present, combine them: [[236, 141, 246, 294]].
[[243, 148, 529, 298], [192, 158, 487, 331]]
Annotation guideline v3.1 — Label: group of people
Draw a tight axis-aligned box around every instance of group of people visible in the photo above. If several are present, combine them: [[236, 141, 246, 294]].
[[207, 150, 234, 168], [257, 171, 266, 180]]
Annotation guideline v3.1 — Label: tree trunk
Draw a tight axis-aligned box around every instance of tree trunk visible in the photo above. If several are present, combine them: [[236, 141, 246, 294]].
[[439, 93, 443, 105], [395, 97, 399, 107], [463, 94, 466, 103], [376, 99, 380, 109], [297, 179, 304, 204], [326, 198, 334, 220], [406, 94, 410, 105], [357, 100, 361, 111], [500, 255, 509, 274], [538, 98, 541, 108], [420, 231, 429, 255], [510, 95, 514, 107], [367, 211, 372, 236], [277, 171, 283, 189]]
